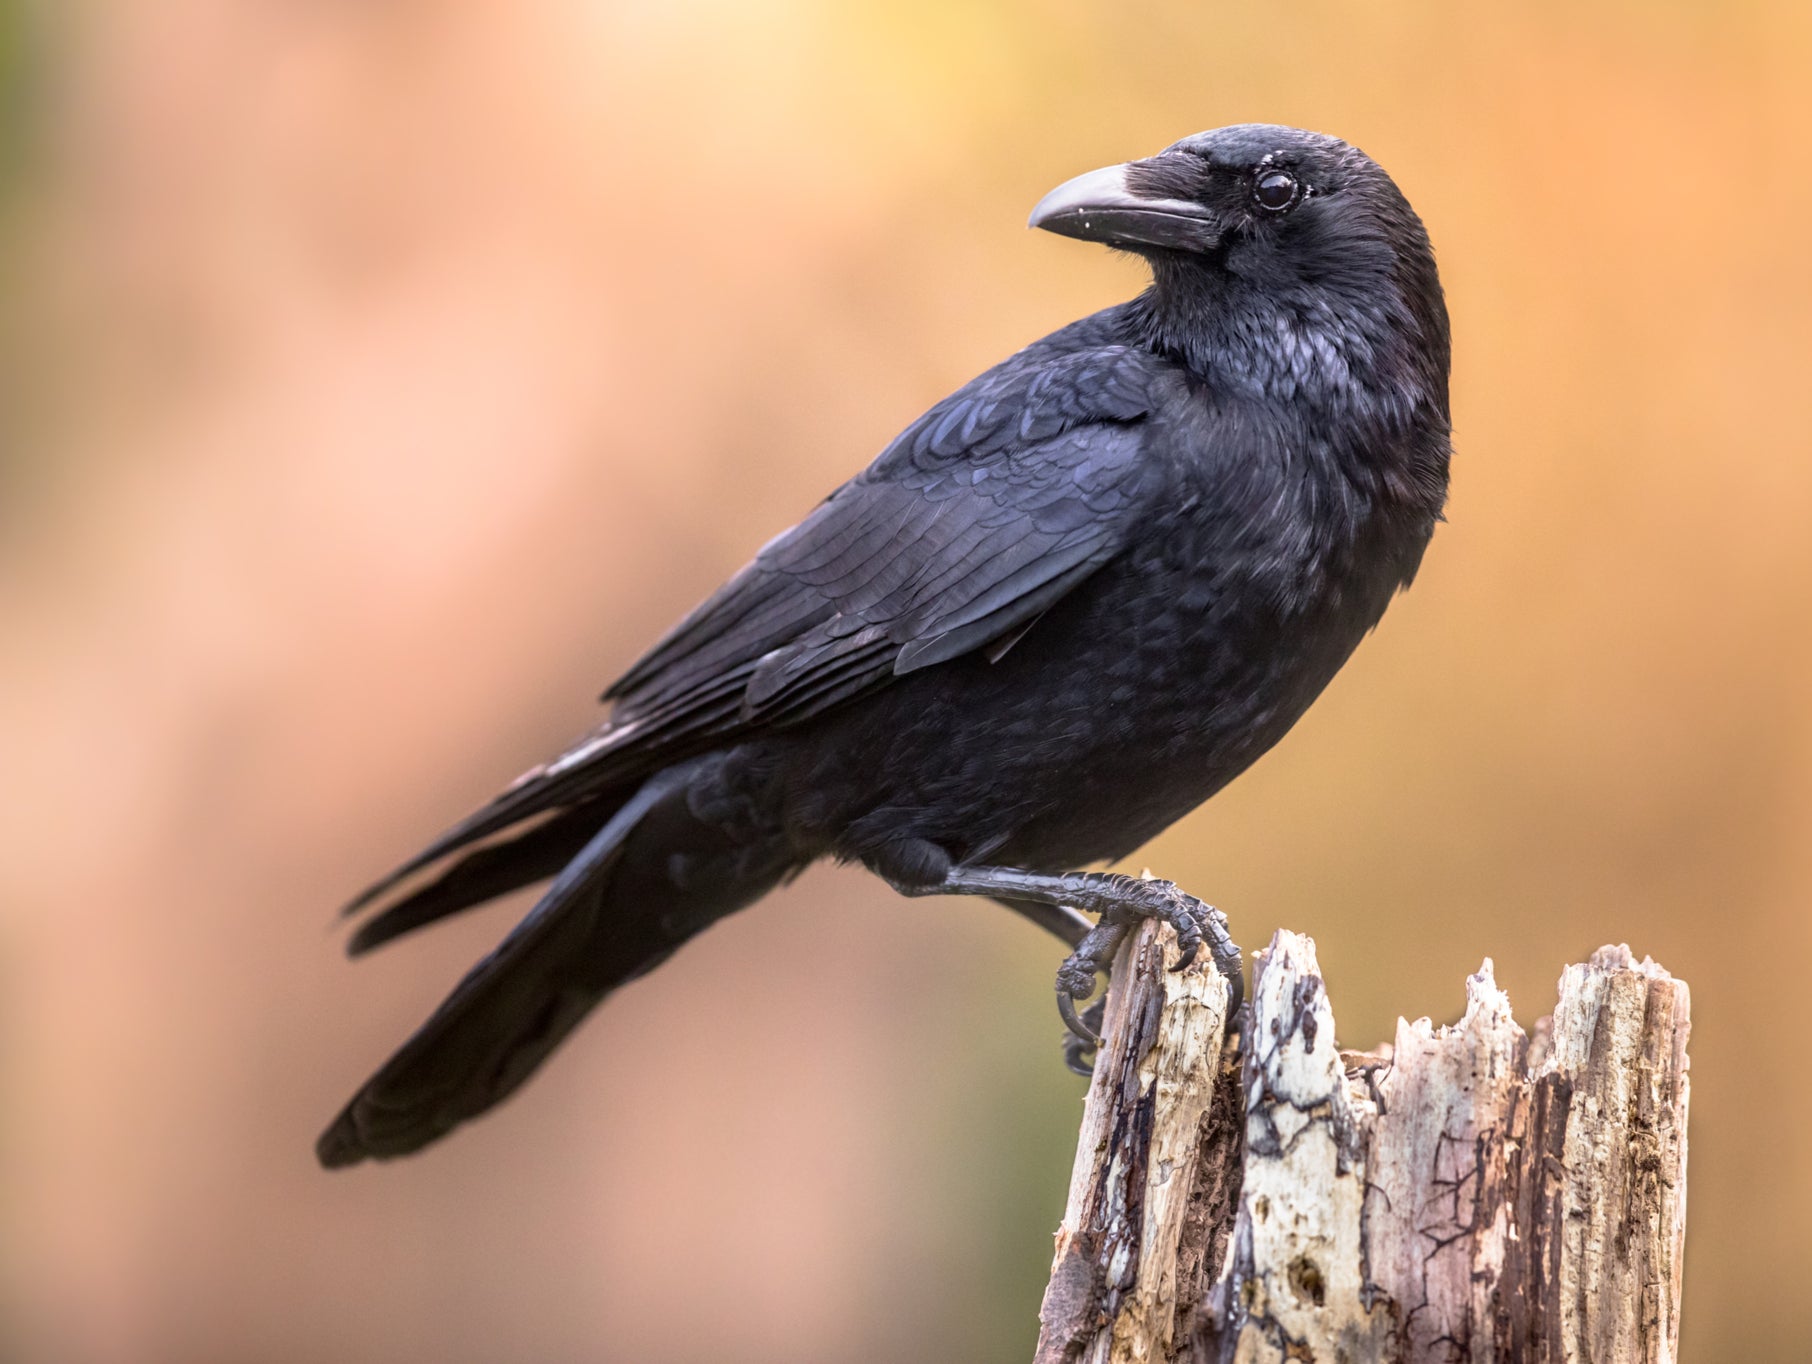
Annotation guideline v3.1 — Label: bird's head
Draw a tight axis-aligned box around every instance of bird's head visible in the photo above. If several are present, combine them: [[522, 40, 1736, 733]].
[[1032, 124, 1448, 415]]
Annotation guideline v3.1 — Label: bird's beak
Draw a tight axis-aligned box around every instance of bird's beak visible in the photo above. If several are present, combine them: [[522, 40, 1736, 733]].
[[1029, 158, 1220, 254]]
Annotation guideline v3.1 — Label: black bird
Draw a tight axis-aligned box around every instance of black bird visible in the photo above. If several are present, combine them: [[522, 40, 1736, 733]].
[[319, 123, 1450, 1167]]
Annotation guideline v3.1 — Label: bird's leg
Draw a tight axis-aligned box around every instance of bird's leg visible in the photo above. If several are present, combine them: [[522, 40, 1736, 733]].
[[897, 866, 1244, 1051]]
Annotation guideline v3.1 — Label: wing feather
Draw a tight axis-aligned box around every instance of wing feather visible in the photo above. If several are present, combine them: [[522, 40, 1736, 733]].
[[347, 341, 1174, 913]]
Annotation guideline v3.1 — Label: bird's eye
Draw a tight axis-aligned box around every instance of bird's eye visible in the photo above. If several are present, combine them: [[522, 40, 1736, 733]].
[[1253, 170, 1299, 213]]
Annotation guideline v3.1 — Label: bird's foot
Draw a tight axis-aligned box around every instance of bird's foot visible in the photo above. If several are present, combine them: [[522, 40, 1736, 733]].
[[1051, 873, 1245, 1066], [889, 859, 1244, 1068], [1061, 997, 1107, 1074]]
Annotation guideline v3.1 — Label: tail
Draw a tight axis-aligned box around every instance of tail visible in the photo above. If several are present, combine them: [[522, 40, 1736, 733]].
[[318, 761, 792, 1168]]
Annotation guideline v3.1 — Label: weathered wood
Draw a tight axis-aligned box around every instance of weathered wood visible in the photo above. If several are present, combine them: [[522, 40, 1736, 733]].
[[1036, 919, 1234, 1364], [1036, 928, 1690, 1364]]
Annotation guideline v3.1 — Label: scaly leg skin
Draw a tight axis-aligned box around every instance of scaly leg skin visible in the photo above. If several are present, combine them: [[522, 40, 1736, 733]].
[[1060, 989, 1111, 1075], [904, 866, 1245, 1054]]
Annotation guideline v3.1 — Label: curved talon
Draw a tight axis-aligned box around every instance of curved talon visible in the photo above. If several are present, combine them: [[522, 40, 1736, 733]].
[[1061, 996, 1107, 1074], [1057, 984, 1101, 1046], [1169, 925, 1204, 971], [1196, 904, 1245, 1014], [1170, 928, 1203, 968], [1220, 971, 1246, 1018]]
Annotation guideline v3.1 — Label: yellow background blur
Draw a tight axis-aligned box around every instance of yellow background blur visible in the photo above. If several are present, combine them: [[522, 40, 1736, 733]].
[[2, 2, 1808, 1360]]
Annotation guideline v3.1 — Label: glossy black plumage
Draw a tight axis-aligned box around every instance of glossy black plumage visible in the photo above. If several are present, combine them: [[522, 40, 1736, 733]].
[[319, 124, 1451, 1167]]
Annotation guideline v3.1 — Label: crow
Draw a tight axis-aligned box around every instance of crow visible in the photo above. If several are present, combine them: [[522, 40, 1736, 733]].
[[318, 123, 1450, 1167]]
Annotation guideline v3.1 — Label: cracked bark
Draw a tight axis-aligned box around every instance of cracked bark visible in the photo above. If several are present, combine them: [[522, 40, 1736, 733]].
[[1035, 927, 1690, 1364], [1035, 917, 1237, 1364]]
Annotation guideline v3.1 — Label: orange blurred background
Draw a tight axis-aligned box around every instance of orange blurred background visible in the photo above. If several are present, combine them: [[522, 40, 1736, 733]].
[[2, 2, 1808, 1360]]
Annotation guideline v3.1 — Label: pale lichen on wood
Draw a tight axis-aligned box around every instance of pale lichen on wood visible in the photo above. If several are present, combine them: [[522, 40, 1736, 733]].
[[1036, 926, 1690, 1364], [1204, 931, 1395, 1363]]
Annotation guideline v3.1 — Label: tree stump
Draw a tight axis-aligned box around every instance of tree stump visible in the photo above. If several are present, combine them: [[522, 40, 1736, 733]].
[[1034, 924, 1690, 1364]]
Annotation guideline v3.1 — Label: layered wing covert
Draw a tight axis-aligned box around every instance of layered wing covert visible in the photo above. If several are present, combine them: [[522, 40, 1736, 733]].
[[345, 341, 1172, 917]]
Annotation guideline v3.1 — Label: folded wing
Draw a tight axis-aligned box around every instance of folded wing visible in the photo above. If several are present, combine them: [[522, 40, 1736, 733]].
[[345, 343, 1169, 919]]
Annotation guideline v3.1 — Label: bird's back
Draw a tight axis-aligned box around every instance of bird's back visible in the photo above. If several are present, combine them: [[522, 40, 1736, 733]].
[[761, 307, 1442, 872]]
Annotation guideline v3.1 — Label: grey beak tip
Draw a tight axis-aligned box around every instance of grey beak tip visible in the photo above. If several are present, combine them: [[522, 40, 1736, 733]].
[[1025, 159, 1218, 255], [1028, 164, 1132, 235]]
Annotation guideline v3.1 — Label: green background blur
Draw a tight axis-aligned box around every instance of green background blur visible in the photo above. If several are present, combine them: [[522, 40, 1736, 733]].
[[2, 2, 1808, 1360]]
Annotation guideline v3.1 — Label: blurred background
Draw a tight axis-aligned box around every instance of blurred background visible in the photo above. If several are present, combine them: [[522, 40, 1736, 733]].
[[2, 1, 1808, 1360]]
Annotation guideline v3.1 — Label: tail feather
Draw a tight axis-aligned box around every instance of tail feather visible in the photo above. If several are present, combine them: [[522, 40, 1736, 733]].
[[346, 799, 617, 957], [319, 774, 679, 1167], [339, 738, 651, 923], [318, 761, 793, 1168]]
